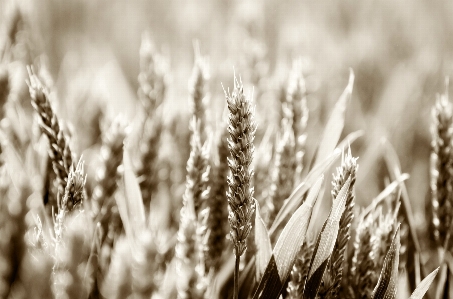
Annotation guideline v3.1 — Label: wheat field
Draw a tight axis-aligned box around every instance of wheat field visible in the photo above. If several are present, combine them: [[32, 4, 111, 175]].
[[1, 0, 453, 299]]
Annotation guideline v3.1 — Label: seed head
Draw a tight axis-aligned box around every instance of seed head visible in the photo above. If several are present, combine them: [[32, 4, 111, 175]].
[[225, 75, 256, 257]]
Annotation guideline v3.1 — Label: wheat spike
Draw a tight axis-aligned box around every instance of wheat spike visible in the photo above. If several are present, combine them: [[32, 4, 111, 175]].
[[350, 214, 376, 299], [28, 68, 73, 209], [266, 120, 296, 226], [286, 240, 315, 299], [138, 33, 167, 114], [91, 117, 126, 282], [430, 91, 453, 247], [176, 119, 210, 299], [225, 75, 256, 299], [137, 117, 163, 210], [206, 126, 229, 271], [189, 47, 210, 142], [286, 59, 308, 182], [327, 149, 358, 299], [225, 75, 256, 257]]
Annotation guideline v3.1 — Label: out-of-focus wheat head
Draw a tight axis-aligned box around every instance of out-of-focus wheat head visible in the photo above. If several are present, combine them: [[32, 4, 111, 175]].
[[28, 67, 73, 209], [137, 117, 163, 210], [430, 90, 453, 247], [286, 58, 308, 182], [206, 126, 229, 272], [175, 119, 210, 299], [138, 33, 167, 114], [91, 116, 127, 277], [189, 48, 209, 136], [265, 120, 296, 226]]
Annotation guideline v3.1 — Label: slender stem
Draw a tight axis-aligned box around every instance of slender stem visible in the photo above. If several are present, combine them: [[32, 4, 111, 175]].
[[234, 254, 240, 299]]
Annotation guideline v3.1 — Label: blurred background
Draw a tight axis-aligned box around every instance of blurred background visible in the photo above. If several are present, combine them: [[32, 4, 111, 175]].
[[2, 0, 453, 222]]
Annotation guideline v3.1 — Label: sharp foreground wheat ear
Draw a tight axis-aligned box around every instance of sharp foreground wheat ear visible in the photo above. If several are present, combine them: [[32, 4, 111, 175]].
[[225, 74, 256, 299], [430, 90, 453, 247], [28, 67, 73, 209]]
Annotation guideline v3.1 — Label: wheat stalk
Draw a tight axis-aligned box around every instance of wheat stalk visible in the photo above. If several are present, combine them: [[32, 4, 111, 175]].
[[224, 75, 256, 299]]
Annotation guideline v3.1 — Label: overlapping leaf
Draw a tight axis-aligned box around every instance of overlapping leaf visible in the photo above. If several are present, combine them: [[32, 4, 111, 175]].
[[303, 177, 351, 299], [255, 201, 272, 280], [409, 267, 439, 299], [252, 176, 323, 299], [372, 225, 401, 299], [116, 148, 146, 246], [270, 150, 340, 235]]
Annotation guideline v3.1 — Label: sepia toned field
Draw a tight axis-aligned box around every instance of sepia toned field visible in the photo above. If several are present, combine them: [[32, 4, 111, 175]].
[[1, 1, 453, 298]]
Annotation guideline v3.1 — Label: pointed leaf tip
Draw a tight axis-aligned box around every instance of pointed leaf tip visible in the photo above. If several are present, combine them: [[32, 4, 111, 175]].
[[409, 267, 439, 299]]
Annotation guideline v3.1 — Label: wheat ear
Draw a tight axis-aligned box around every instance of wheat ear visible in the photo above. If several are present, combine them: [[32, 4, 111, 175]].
[[430, 91, 453, 247], [266, 120, 296, 226], [206, 126, 229, 271], [327, 149, 358, 299], [28, 67, 73, 209], [225, 75, 256, 299]]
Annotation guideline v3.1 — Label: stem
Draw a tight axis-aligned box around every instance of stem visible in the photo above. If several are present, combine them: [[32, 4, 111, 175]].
[[234, 254, 240, 299]]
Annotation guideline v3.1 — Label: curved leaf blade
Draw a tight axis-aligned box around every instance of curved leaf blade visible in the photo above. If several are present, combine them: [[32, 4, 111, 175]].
[[271, 150, 340, 234], [372, 224, 401, 299], [252, 176, 323, 299], [409, 267, 439, 299], [303, 177, 351, 299], [315, 69, 354, 165], [255, 201, 272, 280]]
